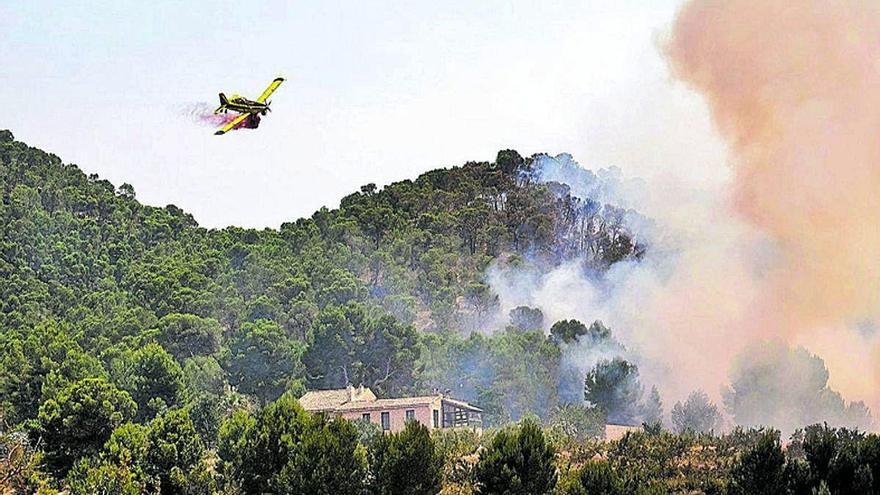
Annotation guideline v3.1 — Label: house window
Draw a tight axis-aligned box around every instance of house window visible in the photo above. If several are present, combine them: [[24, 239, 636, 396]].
[[433, 409, 439, 428], [381, 412, 390, 431], [362, 413, 371, 422], [405, 409, 415, 422]]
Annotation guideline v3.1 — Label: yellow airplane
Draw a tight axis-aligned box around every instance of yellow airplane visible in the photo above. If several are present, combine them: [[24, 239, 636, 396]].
[[213, 77, 284, 135]]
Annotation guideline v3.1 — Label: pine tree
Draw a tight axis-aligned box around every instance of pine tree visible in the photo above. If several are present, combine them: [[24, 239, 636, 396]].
[[475, 418, 556, 495], [368, 421, 443, 495]]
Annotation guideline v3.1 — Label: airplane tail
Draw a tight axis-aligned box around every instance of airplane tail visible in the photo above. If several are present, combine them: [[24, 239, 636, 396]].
[[215, 93, 229, 114]]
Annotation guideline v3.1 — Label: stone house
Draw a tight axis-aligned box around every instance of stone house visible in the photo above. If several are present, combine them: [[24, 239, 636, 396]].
[[299, 385, 482, 433]]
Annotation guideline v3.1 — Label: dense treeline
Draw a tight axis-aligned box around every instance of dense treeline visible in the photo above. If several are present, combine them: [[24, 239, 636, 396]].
[[5, 389, 880, 494]]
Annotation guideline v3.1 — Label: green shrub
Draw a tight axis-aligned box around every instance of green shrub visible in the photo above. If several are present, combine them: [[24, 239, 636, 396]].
[[368, 421, 443, 495], [729, 429, 785, 495], [475, 418, 556, 495]]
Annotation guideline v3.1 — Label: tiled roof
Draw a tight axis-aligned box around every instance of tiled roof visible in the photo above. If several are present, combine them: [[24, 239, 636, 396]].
[[298, 389, 350, 411]]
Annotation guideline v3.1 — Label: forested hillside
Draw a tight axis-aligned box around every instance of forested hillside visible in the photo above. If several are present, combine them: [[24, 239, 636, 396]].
[[0, 129, 643, 427]]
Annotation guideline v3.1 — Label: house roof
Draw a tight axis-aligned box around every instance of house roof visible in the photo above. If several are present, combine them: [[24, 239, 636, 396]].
[[442, 396, 483, 412], [298, 389, 351, 411]]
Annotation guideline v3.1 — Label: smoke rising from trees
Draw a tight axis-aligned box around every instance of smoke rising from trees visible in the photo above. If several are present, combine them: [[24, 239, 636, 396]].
[[484, 0, 880, 429]]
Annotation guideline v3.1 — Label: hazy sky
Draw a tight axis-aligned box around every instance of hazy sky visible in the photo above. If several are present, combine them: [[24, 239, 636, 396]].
[[1, 0, 726, 228]]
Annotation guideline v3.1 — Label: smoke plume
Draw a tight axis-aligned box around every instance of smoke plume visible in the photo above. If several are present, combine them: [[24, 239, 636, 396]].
[[666, 0, 880, 421], [488, 0, 880, 429]]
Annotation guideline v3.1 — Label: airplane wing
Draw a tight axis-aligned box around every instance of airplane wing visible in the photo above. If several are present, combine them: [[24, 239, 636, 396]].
[[256, 77, 284, 103], [214, 113, 250, 135]]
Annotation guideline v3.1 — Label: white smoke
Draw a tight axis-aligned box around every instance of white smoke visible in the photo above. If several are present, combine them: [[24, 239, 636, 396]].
[[487, 151, 850, 427]]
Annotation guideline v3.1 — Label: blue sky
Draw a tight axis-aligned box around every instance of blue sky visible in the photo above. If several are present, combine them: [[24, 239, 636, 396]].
[[1, 0, 725, 228]]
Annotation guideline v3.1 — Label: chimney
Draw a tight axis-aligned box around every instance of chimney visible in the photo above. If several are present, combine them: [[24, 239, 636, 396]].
[[346, 384, 354, 401]]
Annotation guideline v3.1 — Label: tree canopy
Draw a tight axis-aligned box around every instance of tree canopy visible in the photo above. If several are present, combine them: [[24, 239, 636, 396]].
[[474, 418, 557, 495], [37, 377, 137, 476]]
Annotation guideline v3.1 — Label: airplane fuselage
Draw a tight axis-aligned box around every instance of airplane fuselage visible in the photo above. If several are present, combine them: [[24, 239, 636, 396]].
[[215, 94, 269, 115]]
